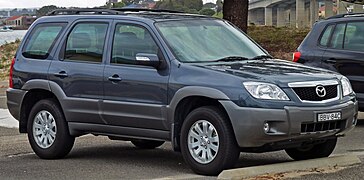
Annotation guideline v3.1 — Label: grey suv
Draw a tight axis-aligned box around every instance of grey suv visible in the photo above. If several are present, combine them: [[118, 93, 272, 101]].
[[7, 9, 358, 175]]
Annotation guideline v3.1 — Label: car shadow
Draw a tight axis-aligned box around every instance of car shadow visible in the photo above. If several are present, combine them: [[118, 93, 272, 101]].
[[21, 139, 291, 176]]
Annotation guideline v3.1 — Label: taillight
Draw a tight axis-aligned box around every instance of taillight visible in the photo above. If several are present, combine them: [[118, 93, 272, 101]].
[[292, 51, 301, 62], [9, 58, 15, 88]]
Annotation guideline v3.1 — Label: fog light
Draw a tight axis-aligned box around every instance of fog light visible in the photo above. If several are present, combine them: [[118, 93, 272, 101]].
[[263, 122, 270, 133]]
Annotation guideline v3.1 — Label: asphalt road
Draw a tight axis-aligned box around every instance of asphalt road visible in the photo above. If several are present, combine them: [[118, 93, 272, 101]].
[[0, 82, 364, 179]]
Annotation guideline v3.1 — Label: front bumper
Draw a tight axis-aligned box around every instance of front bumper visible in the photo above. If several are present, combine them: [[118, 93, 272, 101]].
[[220, 100, 358, 148]]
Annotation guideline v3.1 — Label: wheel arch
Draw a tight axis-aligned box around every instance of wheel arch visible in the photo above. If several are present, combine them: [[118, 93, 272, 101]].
[[168, 86, 232, 151], [19, 80, 65, 133]]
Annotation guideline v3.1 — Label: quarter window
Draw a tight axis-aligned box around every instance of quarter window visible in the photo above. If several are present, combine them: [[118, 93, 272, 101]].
[[319, 25, 334, 47], [23, 23, 66, 59], [111, 24, 160, 65], [65, 23, 108, 63], [329, 23, 346, 49]]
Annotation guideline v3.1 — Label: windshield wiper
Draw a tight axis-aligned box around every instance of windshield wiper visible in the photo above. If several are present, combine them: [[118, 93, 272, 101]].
[[212, 56, 249, 62], [250, 55, 273, 60]]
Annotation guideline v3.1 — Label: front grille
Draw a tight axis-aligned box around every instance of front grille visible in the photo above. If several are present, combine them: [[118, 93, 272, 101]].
[[292, 85, 338, 101], [301, 120, 345, 133]]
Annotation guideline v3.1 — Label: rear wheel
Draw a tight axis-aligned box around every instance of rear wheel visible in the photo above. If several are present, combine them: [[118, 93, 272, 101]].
[[180, 106, 240, 175], [27, 99, 75, 159], [285, 138, 337, 160], [131, 140, 165, 149]]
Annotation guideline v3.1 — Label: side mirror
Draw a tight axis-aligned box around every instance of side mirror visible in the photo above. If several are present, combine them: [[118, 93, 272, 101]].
[[136, 53, 160, 68]]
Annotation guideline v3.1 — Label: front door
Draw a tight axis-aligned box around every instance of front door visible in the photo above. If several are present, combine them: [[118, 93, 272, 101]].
[[102, 21, 169, 130]]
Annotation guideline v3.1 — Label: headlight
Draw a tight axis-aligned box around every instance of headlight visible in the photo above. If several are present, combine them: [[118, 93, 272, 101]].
[[243, 82, 290, 101], [341, 77, 353, 96]]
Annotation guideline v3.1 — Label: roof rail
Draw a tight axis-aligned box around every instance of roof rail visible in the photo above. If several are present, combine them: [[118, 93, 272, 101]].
[[47, 8, 122, 16], [112, 8, 182, 14], [327, 13, 364, 19]]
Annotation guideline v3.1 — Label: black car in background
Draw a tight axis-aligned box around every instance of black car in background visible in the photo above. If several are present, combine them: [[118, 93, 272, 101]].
[[293, 13, 364, 111]]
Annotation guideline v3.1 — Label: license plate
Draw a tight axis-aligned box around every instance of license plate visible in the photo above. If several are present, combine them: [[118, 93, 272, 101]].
[[317, 112, 341, 122]]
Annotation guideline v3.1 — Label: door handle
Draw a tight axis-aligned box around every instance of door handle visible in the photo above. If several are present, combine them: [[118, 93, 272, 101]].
[[54, 71, 68, 78], [108, 74, 122, 82], [323, 59, 337, 64]]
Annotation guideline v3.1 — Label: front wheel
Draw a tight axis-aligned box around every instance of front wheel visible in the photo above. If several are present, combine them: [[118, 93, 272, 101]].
[[180, 106, 240, 175], [27, 99, 75, 159], [285, 138, 337, 160]]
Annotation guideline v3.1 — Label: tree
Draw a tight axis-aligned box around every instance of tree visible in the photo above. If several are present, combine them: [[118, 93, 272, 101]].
[[113, 2, 126, 8], [216, 0, 222, 13], [203, 2, 216, 9], [182, 0, 203, 11], [36, 5, 61, 16], [223, 0, 249, 33], [199, 8, 215, 16]]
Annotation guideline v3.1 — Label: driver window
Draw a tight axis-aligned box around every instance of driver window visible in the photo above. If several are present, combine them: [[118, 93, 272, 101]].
[[111, 24, 160, 65]]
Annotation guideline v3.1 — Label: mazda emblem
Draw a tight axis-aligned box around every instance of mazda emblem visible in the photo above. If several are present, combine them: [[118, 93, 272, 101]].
[[315, 85, 326, 97]]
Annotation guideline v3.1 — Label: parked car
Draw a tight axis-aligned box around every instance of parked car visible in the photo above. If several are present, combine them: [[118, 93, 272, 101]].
[[7, 9, 358, 175], [293, 13, 364, 111]]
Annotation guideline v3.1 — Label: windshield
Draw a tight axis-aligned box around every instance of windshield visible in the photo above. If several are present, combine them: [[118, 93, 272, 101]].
[[155, 19, 267, 62]]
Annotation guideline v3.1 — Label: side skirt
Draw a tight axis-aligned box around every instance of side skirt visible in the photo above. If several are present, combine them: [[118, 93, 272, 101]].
[[68, 122, 170, 142]]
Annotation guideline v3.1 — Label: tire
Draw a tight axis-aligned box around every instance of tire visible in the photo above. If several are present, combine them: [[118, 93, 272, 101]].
[[285, 138, 337, 160], [180, 106, 240, 175], [131, 139, 165, 149], [27, 99, 75, 159]]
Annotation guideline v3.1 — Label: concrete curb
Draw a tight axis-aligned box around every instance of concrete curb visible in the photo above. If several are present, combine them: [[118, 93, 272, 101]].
[[218, 154, 361, 180]]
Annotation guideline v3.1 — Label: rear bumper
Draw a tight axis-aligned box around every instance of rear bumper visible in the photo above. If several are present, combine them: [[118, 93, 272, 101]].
[[6, 88, 27, 120], [220, 100, 358, 148]]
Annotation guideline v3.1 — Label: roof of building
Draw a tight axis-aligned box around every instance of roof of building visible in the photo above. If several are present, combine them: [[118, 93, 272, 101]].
[[6, 16, 22, 21]]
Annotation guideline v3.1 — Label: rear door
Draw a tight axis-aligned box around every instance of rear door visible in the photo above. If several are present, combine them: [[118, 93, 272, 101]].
[[322, 21, 364, 103], [49, 19, 111, 124], [16, 23, 66, 88], [101, 21, 169, 130]]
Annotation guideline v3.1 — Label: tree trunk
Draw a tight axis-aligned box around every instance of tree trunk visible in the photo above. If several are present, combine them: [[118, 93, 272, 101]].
[[223, 0, 249, 33]]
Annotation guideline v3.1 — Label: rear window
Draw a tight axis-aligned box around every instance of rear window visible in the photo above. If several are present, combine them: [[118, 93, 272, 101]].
[[22, 23, 66, 59]]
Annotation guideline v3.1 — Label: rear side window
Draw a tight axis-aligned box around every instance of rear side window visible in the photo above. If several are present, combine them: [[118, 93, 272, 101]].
[[23, 23, 66, 59], [65, 23, 108, 63], [319, 25, 334, 47], [329, 23, 346, 49], [344, 21, 364, 51]]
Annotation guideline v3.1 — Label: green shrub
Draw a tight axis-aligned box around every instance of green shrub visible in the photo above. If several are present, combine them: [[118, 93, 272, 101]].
[[199, 8, 215, 16], [0, 39, 21, 79], [248, 26, 310, 60]]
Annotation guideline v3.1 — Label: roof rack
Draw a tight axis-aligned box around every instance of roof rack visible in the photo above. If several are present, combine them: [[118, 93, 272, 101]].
[[47, 8, 123, 16], [327, 13, 364, 19], [111, 8, 182, 14], [47, 8, 183, 16]]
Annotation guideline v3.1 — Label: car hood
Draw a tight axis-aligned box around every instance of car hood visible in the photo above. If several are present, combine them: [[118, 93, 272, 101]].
[[193, 59, 341, 88]]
